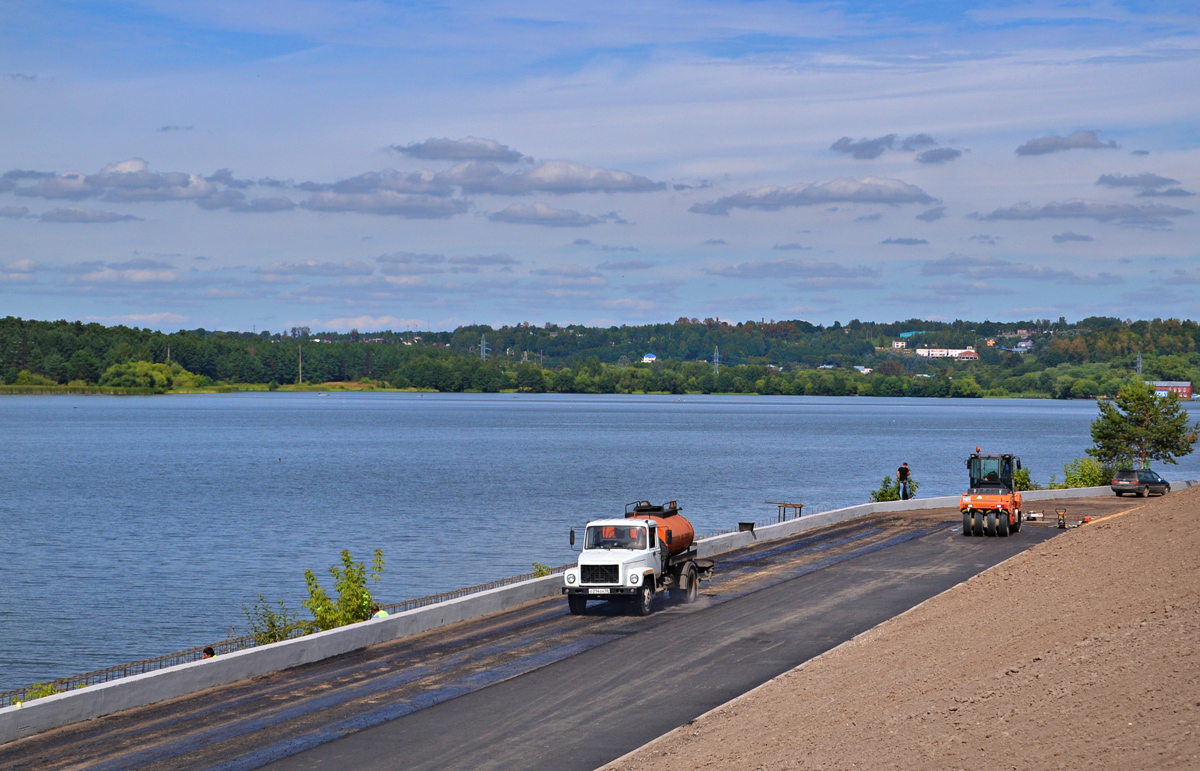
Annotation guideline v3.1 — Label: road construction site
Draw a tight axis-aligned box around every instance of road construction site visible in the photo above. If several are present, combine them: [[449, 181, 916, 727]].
[[0, 494, 1146, 771]]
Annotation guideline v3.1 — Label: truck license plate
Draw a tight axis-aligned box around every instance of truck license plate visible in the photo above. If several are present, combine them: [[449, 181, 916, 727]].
[[588, 588, 611, 594]]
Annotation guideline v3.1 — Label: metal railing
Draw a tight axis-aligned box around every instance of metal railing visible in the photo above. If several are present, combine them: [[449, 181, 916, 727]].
[[0, 562, 573, 709]]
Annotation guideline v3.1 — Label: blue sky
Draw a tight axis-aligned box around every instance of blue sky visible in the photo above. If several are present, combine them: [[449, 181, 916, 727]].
[[1, 1, 1198, 332]]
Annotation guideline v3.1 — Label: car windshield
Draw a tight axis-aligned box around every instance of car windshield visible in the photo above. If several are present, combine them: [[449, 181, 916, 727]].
[[585, 524, 646, 550]]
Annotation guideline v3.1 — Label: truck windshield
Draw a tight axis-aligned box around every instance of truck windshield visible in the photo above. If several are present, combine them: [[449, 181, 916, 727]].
[[585, 525, 646, 550], [970, 457, 1005, 487]]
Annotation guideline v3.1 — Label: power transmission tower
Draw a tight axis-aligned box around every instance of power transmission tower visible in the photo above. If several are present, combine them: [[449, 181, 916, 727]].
[[480, 333, 490, 362], [713, 345, 720, 375]]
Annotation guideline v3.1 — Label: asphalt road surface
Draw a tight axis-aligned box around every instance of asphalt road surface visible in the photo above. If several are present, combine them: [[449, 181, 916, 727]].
[[1, 497, 1136, 771]]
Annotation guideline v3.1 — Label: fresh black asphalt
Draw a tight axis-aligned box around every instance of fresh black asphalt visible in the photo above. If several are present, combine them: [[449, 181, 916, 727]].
[[262, 521, 1062, 771]]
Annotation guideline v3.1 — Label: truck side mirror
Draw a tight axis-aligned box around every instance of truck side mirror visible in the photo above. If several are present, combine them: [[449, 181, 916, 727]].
[[569, 529, 575, 546]]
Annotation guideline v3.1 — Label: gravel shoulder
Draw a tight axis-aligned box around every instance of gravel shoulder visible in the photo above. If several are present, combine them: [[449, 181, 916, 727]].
[[604, 489, 1200, 770]]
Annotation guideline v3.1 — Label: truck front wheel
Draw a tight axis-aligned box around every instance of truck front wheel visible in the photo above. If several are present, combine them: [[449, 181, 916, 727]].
[[567, 594, 587, 616], [632, 585, 654, 616]]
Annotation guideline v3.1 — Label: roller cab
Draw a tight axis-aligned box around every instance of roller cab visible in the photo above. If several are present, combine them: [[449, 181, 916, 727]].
[[563, 500, 714, 616]]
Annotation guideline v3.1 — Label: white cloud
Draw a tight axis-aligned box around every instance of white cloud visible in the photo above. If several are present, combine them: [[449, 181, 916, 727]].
[[85, 313, 189, 327], [975, 200, 1192, 226], [260, 260, 376, 277], [915, 206, 946, 222], [489, 202, 601, 227], [390, 137, 524, 163], [301, 191, 469, 218], [40, 206, 141, 223], [441, 160, 664, 195], [830, 135, 895, 159], [1096, 173, 1178, 189], [916, 148, 962, 164], [320, 315, 426, 332], [1015, 130, 1118, 155], [706, 257, 877, 280], [0, 205, 32, 218], [691, 177, 935, 215]]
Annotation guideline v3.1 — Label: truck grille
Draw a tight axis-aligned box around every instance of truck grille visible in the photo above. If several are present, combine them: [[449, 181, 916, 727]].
[[581, 564, 620, 584]]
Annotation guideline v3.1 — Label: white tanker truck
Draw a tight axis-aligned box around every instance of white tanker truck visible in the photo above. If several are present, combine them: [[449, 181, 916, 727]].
[[562, 500, 714, 616]]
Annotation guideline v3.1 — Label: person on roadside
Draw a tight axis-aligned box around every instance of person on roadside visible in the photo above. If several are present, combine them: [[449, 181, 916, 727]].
[[897, 462, 912, 500], [202, 647, 216, 659], [371, 603, 390, 620]]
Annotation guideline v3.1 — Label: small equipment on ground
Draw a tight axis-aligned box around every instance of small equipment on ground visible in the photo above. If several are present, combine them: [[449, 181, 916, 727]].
[[563, 500, 715, 616], [1111, 468, 1171, 497], [960, 448, 1023, 538]]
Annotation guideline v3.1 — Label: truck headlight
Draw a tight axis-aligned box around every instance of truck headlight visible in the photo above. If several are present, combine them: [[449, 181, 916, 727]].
[[629, 573, 640, 585], [566, 573, 576, 584]]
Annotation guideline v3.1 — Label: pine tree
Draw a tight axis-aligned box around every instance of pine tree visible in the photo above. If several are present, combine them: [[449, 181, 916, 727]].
[[1087, 381, 1199, 468]]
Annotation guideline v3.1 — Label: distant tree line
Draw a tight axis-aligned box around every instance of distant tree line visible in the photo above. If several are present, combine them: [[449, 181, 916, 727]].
[[1, 315, 1198, 398]]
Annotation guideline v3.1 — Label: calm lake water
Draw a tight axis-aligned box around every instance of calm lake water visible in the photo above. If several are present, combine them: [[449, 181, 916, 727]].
[[2, 393, 1197, 691]]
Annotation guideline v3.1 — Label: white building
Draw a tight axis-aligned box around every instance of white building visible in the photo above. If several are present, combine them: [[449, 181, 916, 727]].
[[892, 340, 906, 349], [642, 353, 656, 363], [915, 346, 977, 359]]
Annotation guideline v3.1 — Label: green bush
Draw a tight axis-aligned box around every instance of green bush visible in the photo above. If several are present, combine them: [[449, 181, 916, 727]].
[[869, 476, 920, 502], [531, 562, 551, 577], [303, 549, 385, 632], [1013, 467, 1041, 490], [1062, 456, 1113, 488], [26, 681, 62, 700], [243, 595, 301, 645]]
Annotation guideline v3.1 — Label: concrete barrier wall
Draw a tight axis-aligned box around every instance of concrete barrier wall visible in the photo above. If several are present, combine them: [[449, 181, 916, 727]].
[[4, 480, 1194, 744]]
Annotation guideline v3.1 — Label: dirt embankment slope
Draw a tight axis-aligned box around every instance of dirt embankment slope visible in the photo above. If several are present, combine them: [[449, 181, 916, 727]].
[[605, 488, 1200, 770]]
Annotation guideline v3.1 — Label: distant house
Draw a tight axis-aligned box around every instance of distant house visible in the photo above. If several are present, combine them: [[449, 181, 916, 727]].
[[892, 340, 906, 349], [1147, 381, 1193, 399], [915, 346, 976, 359], [1015, 340, 1034, 352], [817, 364, 836, 370], [642, 353, 657, 364], [854, 366, 872, 374]]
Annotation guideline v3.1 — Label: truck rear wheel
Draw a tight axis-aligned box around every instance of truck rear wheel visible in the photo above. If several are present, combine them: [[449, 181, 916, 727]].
[[985, 511, 997, 537], [678, 566, 699, 604], [963, 511, 972, 536], [567, 594, 587, 616], [997, 511, 1010, 537], [632, 585, 654, 616]]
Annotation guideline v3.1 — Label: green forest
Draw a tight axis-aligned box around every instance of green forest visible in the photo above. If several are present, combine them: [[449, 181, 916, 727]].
[[1, 315, 1198, 399]]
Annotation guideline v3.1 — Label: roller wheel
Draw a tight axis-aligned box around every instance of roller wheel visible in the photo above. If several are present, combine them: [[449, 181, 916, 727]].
[[972, 512, 984, 537], [632, 585, 654, 616], [567, 594, 587, 616], [1013, 509, 1022, 534], [963, 511, 972, 536], [985, 511, 997, 537], [997, 511, 1010, 537]]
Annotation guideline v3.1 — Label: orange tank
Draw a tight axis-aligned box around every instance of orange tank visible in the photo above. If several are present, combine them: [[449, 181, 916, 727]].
[[628, 513, 694, 556]]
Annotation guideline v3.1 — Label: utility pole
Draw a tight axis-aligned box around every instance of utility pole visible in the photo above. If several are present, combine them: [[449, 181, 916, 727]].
[[713, 345, 720, 375], [1136, 351, 1143, 376], [480, 333, 490, 362]]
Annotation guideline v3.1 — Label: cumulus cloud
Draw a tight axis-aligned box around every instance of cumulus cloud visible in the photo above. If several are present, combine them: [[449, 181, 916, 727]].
[[1096, 172, 1178, 189], [323, 169, 453, 197], [1052, 232, 1094, 243], [321, 315, 426, 332], [301, 191, 468, 218], [260, 260, 375, 277], [0, 205, 32, 218], [205, 168, 253, 189], [3, 169, 54, 181], [974, 199, 1192, 226], [969, 234, 997, 245], [376, 251, 516, 275], [915, 206, 946, 222], [450, 254, 518, 267], [489, 202, 601, 227], [390, 137, 524, 163], [855, 213, 883, 222], [14, 171, 97, 200], [901, 134, 938, 151], [197, 189, 296, 212], [440, 160, 663, 195], [87, 159, 215, 203], [596, 259, 655, 271], [691, 177, 935, 215], [830, 134, 896, 159], [916, 148, 962, 164], [920, 254, 1101, 283], [40, 206, 141, 223], [1016, 130, 1118, 156], [64, 259, 178, 284], [1137, 188, 1194, 198], [881, 237, 928, 245], [706, 257, 877, 281], [529, 265, 607, 288]]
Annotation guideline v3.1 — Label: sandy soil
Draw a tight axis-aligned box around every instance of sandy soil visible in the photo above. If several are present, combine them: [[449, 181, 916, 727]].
[[604, 488, 1200, 770]]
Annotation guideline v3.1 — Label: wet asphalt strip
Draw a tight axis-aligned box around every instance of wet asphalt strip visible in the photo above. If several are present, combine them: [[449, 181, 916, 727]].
[[212, 524, 948, 771], [261, 522, 1059, 771]]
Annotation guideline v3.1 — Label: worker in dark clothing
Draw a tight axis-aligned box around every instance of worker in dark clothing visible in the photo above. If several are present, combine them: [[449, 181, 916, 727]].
[[897, 462, 911, 500]]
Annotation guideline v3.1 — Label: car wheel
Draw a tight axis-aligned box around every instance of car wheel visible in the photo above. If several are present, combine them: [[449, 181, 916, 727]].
[[1115, 491, 1124, 497], [632, 585, 654, 616], [1139, 487, 1148, 498]]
